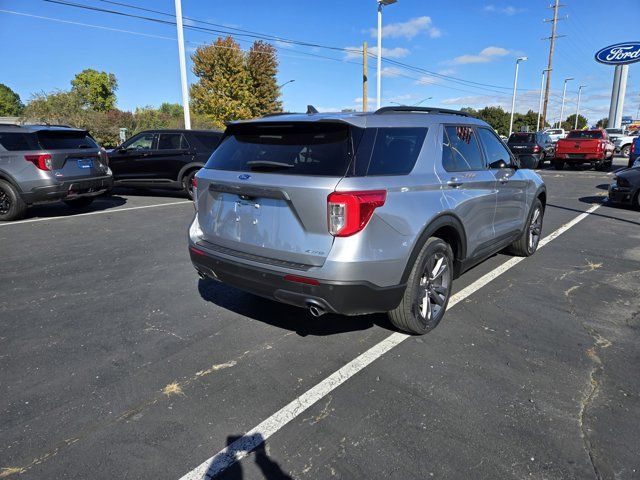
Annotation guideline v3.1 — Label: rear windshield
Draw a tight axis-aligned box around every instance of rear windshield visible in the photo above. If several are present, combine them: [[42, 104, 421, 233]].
[[508, 133, 535, 144], [0, 132, 39, 151], [205, 123, 351, 176], [36, 131, 99, 150], [567, 131, 603, 139], [191, 132, 222, 150], [546, 129, 563, 135]]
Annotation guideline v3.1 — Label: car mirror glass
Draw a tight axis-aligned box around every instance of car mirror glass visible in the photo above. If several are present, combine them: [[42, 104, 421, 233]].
[[489, 159, 508, 169]]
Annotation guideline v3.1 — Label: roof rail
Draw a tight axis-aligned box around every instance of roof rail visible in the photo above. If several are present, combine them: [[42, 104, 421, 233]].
[[374, 106, 471, 117]]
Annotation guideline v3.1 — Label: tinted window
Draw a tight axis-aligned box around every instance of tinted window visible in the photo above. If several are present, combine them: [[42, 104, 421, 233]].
[[191, 133, 221, 150], [442, 126, 484, 172], [508, 133, 535, 144], [366, 128, 427, 175], [567, 131, 603, 139], [36, 131, 98, 150], [0, 132, 38, 151], [205, 123, 351, 176], [158, 133, 188, 150], [124, 133, 155, 150], [478, 128, 512, 166]]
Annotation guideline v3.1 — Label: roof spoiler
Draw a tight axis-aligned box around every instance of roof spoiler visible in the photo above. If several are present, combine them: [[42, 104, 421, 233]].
[[374, 106, 471, 117]]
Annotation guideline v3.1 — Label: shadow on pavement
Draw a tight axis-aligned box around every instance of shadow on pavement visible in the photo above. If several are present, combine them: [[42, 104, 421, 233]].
[[110, 186, 189, 199], [215, 435, 293, 480], [20, 195, 128, 220], [197, 279, 394, 336], [548, 201, 640, 227]]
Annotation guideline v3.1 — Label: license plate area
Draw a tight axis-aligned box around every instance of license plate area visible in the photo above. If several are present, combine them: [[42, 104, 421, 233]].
[[76, 158, 93, 169]]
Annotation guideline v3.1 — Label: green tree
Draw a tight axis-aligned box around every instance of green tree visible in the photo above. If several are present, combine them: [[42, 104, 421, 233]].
[[596, 117, 608, 128], [158, 102, 184, 117], [190, 36, 253, 128], [474, 106, 510, 136], [71, 69, 118, 112], [246, 41, 282, 116], [23, 90, 87, 126], [0, 84, 24, 116], [562, 114, 588, 131]]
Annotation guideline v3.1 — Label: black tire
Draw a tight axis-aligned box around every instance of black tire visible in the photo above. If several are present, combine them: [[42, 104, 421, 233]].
[[64, 197, 95, 209], [183, 169, 199, 200], [388, 237, 453, 335], [621, 145, 631, 158], [628, 157, 635, 169], [507, 199, 544, 257], [0, 179, 27, 222], [553, 161, 564, 170]]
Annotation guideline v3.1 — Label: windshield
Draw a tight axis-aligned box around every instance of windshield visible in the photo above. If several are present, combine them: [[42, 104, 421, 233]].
[[508, 133, 535, 144], [606, 128, 623, 135], [546, 129, 563, 135], [567, 131, 603, 139]]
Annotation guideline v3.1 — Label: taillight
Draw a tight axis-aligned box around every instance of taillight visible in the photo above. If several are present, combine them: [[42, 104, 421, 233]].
[[25, 154, 52, 171], [632, 142, 636, 154], [533, 145, 541, 153], [327, 190, 386, 237]]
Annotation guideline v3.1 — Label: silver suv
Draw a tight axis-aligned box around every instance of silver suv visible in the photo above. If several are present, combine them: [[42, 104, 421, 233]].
[[0, 124, 113, 221], [188, 107, 546, 334]]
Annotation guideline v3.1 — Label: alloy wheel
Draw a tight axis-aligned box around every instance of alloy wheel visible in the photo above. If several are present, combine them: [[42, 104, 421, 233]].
[[415, 252, 451, 325], [0, 188, 10, 216], [529, 207, 542, 251]]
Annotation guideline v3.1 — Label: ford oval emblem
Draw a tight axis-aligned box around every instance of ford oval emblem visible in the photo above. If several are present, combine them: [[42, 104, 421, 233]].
[[238, 174, 251, 180], [595, 42, 640, 65]]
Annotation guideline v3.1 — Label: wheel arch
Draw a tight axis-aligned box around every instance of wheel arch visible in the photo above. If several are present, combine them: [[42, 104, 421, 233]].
[[178, 163, 204, 183], [400, 213, 468, 283]]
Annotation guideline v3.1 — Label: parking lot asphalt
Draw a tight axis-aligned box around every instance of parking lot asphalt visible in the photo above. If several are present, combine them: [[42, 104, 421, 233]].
[[1, 162, 639, 480]]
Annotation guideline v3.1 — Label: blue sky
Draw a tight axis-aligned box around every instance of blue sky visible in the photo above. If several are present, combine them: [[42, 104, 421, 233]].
[[1, 0, 638, 123]]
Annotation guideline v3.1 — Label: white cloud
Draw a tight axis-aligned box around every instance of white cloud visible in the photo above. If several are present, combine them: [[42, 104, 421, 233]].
[[484, 4, 525, 15], [274, 40, 295, 49], [344, 46, 410, 60], [381, 67, 404, 77], [447, 46, 513, 65], [370, 16, 441, 40]]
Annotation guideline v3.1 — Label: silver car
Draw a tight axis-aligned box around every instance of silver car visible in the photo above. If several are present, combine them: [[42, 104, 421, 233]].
[[0, 124, 113, 221], [189, 107, 546, 334]]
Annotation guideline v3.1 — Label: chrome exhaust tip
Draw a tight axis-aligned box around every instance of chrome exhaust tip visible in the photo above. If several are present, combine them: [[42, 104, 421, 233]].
[[309, 305, 325, 317]]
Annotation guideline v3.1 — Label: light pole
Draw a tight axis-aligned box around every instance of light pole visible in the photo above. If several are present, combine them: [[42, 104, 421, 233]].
[[558, 77, 574, 129], [508, 56, 527, 138], [537, 68, 551, 131], [575, 85, 586, 130], [376, 0, 397, 110], [174, 0, 191, 129], [413, 96, 433, 106], [278, 79, 295, 89]]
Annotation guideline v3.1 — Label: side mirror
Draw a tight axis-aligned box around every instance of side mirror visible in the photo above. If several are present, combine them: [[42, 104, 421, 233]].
[[489, 159, 508, 169]]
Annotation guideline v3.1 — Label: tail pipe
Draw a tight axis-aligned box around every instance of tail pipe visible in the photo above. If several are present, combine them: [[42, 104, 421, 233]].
[[307, 302, 326, 317]]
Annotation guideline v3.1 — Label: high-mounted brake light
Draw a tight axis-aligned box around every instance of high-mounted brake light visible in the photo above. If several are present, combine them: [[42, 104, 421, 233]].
[[327, 190, 386, 237], [25, 154, 52, 171]]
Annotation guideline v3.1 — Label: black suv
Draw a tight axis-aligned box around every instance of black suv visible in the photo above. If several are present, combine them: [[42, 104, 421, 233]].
[[507, 132, 555, 169], [108, 129, 222, 199]]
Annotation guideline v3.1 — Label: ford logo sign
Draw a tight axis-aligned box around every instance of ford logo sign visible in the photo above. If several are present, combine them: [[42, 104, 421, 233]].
[[238, 174, 251, 180], [595, 42, 640, 65]]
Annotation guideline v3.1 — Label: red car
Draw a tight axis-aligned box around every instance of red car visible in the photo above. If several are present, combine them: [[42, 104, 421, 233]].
[[552, 129, 615, 170]]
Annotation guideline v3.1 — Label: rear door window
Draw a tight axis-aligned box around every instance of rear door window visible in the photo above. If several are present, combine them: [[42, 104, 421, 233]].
[[442, 126, 485, 172], [365, 127, 427, 176], [0, 132, 38, 151], [191, 133, 222, 150], [205, 123, 351, 176], [158, 133, 189, 150], [36, 131, 98, 150]]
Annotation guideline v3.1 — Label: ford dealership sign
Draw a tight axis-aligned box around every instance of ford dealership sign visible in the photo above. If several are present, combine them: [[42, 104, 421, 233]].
[[595, 42, 640, 65]]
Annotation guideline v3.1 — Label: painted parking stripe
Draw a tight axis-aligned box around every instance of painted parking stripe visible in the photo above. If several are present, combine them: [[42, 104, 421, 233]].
[[0, 201, 192, 227], [179, 203, 602, 480]]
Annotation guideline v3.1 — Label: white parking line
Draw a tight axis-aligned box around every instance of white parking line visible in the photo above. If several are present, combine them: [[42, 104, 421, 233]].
[[179, 203, 602, 480], [0, 201, 192, 227]]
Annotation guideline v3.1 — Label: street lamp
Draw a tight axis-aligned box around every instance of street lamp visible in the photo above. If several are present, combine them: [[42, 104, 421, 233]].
[[575, 85, 586, 130], [376, 0, 397, 110], [558, 77, 574, 129], [278, 79, 295, 89], [508, 56, 527, 138], [537, 68, 551, 131], [413, 96, 433, 106]]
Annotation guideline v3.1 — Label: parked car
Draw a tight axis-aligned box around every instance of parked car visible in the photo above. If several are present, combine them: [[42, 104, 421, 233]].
[[107, 129, 222, 199], [506, 131, 555, 169], [612, 130, 640, 159], [605, 127, 625, 142], [543, 128, 566, 143], [608, 166, 640, 208], [188, 106, 546, 335], [0, 124, 113, 221], [553, 129, 614, 170], [629, 136, 640, 168]]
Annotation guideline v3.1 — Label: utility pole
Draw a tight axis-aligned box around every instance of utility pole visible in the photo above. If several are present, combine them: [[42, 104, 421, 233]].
[[174, 0, 191, 129], [363, 42, 368, 112], [575, 85, 586, 130], [541, 0, 565, 129]]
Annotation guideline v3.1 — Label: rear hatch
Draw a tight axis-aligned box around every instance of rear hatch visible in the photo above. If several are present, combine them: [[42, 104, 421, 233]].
[[507, 133, 537, 154], [196, 122, 356, 268], [35, 130, 105, 179]]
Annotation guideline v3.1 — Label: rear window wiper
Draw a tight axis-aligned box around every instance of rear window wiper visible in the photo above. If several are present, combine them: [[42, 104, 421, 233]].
[[246, 160, 294, 170]]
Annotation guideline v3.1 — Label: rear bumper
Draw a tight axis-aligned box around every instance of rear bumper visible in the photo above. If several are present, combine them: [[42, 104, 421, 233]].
[[554, 153, 605, 163], [189, 245, 405, 316], [21, 175, 113, 204]]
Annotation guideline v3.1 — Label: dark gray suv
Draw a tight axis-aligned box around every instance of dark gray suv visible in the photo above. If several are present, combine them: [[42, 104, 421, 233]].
[[0, 124, 113, 221], [189, 107, 546, 334]]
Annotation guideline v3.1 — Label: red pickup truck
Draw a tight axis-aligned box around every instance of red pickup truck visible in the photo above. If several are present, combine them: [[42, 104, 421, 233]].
[[553, 129, 615, 170]]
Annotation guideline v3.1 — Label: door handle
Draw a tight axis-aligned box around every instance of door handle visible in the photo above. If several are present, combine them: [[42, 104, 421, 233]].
[[447, 178, 462, 188]]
